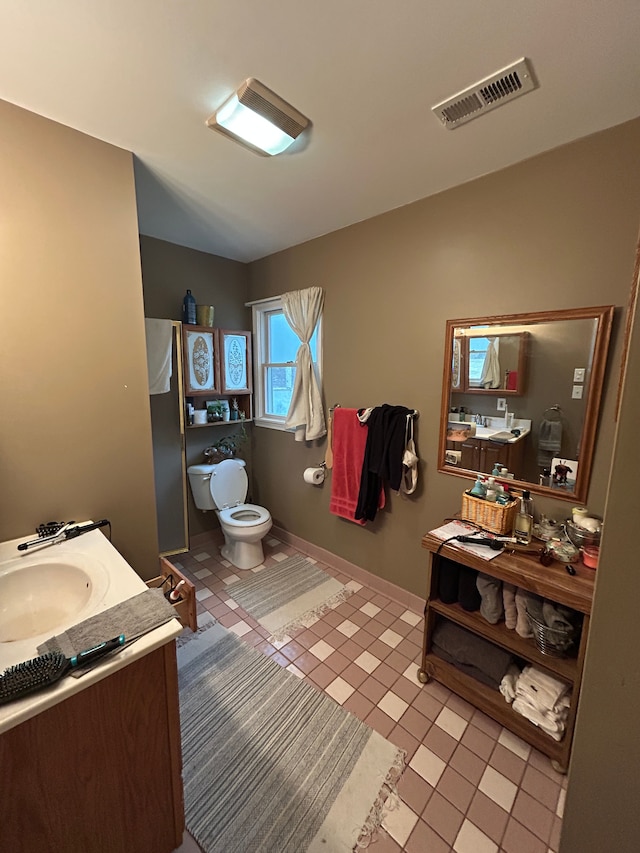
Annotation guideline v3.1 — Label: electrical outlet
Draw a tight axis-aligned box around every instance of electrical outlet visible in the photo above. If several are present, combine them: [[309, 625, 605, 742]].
[[572, 385, 584, 399], [497, 398, 507, 411], [573, 367, 585, 383]]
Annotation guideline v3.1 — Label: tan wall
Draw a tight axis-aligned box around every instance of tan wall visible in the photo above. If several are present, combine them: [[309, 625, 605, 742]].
[[560, 254, 640, 851], [0, 99, 159, 578], [248, 118, 640, 597], [140, 236, 251, 537]]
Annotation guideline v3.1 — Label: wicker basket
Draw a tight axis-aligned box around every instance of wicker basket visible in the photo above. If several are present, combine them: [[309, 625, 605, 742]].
[[526, 609, 576, 657], [461, 490, 519, 535]]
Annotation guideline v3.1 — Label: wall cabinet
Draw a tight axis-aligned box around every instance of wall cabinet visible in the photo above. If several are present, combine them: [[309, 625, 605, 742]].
[[419, 531, 594, 773], [182, 325, 253, 426], [453, 331, 529, 395]]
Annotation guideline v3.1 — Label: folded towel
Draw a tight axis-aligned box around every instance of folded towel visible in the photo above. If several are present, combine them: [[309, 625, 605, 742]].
[[516, 664, 571, 711], [432, 620, 513, 689], [515, 588, 541, 638], [37, 588, 178, 669], [503, 583, 517, 630], [330, 408, 384, 525], [512, 696, 568, 740], [477, 573, 504, 624], [538, 418, 562, 452], [145, 318, 173, 394]]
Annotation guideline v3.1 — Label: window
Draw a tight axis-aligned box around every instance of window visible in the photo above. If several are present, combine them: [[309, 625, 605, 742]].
[[252, 297, 322, 429], [468, 336, 491, 386]]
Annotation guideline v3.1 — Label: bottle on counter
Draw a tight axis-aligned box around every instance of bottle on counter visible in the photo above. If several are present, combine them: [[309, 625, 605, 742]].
[[513, 489, 534, 544]]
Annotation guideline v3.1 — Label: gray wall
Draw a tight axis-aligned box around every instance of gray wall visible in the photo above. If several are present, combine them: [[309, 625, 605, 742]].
[[140, 236, 251, 537]]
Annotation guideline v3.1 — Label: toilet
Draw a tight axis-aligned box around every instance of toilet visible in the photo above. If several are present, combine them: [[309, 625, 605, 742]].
[[187, 458, 272, 570]]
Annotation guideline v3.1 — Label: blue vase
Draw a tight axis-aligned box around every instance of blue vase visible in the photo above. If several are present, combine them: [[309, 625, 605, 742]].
[[182, 289, 197, 325]]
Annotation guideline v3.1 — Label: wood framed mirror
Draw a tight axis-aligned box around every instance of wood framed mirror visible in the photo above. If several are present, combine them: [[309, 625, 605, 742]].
[[438, 306, 614, 503]]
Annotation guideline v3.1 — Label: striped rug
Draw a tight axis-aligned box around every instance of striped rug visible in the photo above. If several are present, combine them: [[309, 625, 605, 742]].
[[225, 554, 353, 641], [177, 618, 404, 853]]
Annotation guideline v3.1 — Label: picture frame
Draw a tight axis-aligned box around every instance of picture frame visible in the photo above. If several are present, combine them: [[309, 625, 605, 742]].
[[183, 325, 220, 395], [217, 329, 252, 394]]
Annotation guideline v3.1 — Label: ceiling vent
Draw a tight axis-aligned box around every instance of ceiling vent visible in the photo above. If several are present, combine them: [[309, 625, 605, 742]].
[[432, 58, 537, 129]]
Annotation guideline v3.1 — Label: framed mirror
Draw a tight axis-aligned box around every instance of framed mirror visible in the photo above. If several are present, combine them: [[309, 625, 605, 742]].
[[438, 306, 614, 503]]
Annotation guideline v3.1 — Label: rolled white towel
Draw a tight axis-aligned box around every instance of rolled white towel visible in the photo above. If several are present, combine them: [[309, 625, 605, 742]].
[[500, 664, 521, 704]]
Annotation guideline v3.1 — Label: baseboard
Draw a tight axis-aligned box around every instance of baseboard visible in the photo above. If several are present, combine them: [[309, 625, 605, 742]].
[[271, 525, 424, 615], [187, 524, 424, 614]]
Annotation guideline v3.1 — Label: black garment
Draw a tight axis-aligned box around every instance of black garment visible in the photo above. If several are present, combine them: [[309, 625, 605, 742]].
[[354, 404, 412, 521]]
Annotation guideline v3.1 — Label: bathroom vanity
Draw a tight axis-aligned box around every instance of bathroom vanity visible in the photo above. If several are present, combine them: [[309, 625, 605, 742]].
[[0, 530, 185, 853], [419, 531, 595, 773]]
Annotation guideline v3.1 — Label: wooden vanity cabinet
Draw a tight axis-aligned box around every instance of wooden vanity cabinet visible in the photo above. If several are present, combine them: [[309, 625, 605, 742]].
[[456, 434, 527, 478], [419, 532, 594, 773], [0, 641, 184, 853]]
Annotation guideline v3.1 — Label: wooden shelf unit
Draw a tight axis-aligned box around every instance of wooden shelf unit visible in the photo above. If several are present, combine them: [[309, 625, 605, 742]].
[[419, 532, 595, 773]]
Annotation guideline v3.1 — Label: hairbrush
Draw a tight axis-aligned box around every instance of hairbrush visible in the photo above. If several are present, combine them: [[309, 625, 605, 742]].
[[0, 634, 125, 706]]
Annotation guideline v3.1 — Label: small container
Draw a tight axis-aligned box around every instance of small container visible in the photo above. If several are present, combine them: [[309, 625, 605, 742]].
[[196, 305, 215, 326], [582, 545, 599, 570]]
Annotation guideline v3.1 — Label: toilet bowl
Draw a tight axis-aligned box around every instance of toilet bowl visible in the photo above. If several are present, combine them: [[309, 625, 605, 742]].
[[187, 458, 272, 570]]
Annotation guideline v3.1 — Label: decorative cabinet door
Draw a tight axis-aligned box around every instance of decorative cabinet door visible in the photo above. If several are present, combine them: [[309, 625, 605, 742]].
[[182, 325, 221, 395], [217, 329, 252, 395]]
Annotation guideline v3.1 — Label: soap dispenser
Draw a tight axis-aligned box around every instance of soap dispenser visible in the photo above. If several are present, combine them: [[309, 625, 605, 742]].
[[470, 475, 487, 498]]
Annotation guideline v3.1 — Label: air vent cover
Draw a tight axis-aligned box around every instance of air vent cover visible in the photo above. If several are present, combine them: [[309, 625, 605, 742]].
[[432, 58, 537, 129]]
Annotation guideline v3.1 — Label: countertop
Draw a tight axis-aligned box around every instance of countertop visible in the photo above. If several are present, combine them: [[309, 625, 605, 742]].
[[0, 528, 182, 734]]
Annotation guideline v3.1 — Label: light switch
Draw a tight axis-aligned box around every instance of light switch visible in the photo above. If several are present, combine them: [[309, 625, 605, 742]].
[[573, 368, 585, 383], [497, 398, 507, 411], [572, 385, 584, 399]]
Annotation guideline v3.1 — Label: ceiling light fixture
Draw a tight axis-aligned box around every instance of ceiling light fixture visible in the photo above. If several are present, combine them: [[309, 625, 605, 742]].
[[206, 78, 310, 156]]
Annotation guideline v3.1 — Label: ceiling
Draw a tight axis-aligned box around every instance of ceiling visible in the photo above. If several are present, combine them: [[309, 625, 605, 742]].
[[2, 1, 640, 263]]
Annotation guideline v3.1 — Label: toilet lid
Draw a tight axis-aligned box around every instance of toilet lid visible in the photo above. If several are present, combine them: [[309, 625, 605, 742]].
[[209, 458, 247, 508]]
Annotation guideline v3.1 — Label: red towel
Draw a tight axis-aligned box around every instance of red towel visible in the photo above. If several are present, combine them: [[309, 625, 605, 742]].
[[329, 408, 385, 524], [506, 370, 518, 390]]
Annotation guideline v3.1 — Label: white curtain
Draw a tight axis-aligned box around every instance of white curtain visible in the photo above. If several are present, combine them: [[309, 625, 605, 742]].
[[480, 337, 501, 389], [282, 286, 326, 441]]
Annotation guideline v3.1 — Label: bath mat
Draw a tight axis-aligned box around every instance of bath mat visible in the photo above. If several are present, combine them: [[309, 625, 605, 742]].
[[225, 554, 353, 641], [177, 616, 404, 853]]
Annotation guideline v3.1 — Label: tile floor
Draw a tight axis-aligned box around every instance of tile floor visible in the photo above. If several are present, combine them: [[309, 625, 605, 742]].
[[173, 534, 566, 853]]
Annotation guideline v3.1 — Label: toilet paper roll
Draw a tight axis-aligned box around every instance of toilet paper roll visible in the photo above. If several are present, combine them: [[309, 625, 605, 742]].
[[303, 467, 325, 485], [445, 450, 462, 465], [193, 410, 208, 425]]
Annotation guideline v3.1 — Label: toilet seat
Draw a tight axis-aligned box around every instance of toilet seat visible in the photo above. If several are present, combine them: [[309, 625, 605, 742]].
[[218, 503, 271, 527]]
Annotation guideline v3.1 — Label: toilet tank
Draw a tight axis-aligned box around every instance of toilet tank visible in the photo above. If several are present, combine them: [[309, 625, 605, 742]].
[[187, 464, 217, 511]]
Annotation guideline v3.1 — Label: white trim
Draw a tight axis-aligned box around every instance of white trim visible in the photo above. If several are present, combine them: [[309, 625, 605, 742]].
[[244, 295, 281, 307], [251, 296, 323, 431]]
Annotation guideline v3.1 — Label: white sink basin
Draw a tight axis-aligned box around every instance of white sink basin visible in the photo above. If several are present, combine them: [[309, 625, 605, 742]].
[[0, 552, 110, 643]]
